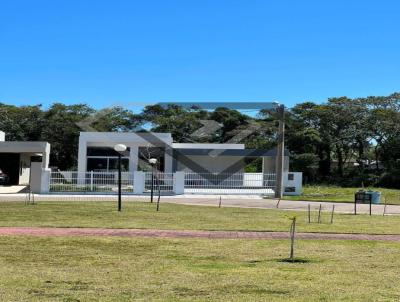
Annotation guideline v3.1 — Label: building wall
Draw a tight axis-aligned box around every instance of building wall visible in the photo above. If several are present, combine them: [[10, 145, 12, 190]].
[[78, 132, 174, 173], [0, 131, 5, 142], [19, 153, 32, 184], [175, 155, 245, 173]]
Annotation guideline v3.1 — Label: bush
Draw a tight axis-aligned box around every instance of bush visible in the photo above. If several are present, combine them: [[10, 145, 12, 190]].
[[377, 171, 400, 189]]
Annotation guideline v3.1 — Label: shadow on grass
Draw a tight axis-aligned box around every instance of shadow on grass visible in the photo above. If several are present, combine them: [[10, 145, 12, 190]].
[[277, 257, 317, 264]]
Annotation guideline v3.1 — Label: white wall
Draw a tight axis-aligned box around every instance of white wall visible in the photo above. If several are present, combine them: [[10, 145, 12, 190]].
[[283, 172, 302, 196], [176, 155, 245, 173], [78, 132, 174, 173], [0, 131, 5, 142], [19, 153, 32, 184]]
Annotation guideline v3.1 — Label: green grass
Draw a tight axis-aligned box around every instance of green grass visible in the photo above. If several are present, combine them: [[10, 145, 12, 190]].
[[0, 235, 399, 301], [283, 185, 400, 204], [1, 200, 400, 235]]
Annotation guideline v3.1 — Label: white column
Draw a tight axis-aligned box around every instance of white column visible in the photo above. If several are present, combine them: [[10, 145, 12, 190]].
[[164, 147, 173, 173], [41, 143, 51, 169], [133, 171, 145, 194], [40, 168, 51, 193], [173, 171, 185, 194], [77, 138, 87, 174], [129, 145, 139, 172]]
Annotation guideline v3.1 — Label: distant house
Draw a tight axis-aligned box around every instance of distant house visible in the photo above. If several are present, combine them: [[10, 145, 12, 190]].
[[0, 131, 50, 185]]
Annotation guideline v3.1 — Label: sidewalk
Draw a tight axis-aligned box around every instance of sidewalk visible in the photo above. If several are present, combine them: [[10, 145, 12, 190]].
[[1, 193, 399, 215], [1, 227, 400, 241]]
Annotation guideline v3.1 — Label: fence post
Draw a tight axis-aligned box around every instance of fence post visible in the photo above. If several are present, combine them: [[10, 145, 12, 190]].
[[133, 171, 144, 194], [90, 171, 94, 191], [173, 172, 185, 194]]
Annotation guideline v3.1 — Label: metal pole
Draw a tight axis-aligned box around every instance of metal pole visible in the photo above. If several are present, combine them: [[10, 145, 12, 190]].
[[150, 165, 154, 203], [318, 204, 322, 223], [370, 196, 372, 216], [118, 154, 122, 211], [275, 105, 285, 199], [354, 195, 357, 215]]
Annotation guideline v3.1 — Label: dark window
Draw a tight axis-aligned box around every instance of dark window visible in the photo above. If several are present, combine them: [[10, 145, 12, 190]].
[[108, 158, 129, 172], [87, 158, 108, 171], [285, 187, 296, 192], [288, 173, 294, 181], [87, 147, 130, 157]]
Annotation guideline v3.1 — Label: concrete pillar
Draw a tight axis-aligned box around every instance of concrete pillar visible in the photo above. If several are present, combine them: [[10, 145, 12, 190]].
[[30, 163, 50, 194], [164, 146, 173, 173], [133, 171, 145, 194], [129, 145, 139, 172], [41, 168, 51, 193], [173, 171, 185, 194], [77, 138, 87, 174], [41, 143, 51, 169]]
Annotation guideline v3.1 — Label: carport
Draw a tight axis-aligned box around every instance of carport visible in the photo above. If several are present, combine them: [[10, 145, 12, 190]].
[[0, 133, 50, 185]]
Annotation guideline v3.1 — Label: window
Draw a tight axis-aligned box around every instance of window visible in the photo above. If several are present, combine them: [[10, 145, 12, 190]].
[[86, 147, 130, 172], [87, 157, 129, 172], [288, 173, 294, 181]]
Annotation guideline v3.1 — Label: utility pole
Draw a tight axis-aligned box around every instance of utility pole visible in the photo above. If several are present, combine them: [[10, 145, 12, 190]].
[[275, 105, 285, 199]]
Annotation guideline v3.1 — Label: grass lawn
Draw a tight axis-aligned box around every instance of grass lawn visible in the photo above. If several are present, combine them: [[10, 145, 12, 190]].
[[283, 185, 400, 204], [0, 235, 399, 301], [1, 201, 400, 235]]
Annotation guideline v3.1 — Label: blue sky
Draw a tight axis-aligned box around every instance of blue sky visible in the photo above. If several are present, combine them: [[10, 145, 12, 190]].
[[0, 0, 399, 110]]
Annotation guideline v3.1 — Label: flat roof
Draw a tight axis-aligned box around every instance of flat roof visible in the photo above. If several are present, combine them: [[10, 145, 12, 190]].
[[173, 148, 289, 157], [0, 141, 49, 153], [172, 143, 245, 150], [80, 132, 173, 144]]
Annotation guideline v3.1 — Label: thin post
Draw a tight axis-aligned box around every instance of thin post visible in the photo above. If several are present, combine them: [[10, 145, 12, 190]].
[[118, 154, 122, 212], [150, 166, 154, 203], [369, 195, 372, 216], [289, 217, 296, 261], [90, 170, 94, 191], [308, 204, 311, 223], [218, 196, 222, 208], [317, 204, 322, 223], [156, 175, 161, 211], [274, 105, 285, 199], [330, 205, 335, 224], [383, 196, 387, 216], [354, 194, 357, 215]]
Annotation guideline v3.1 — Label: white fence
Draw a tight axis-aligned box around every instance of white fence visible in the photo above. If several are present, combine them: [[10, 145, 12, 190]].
[[184, 173, 276, 195], [144, 172, 174, 192], [49, 171, 279, 195], [50, 171, 134, 193]]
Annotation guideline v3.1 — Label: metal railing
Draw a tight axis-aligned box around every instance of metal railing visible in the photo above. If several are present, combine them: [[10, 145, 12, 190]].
[[144, 172, 174, 192], [50, 171, 134, 193], [184, 172, 276, 195]]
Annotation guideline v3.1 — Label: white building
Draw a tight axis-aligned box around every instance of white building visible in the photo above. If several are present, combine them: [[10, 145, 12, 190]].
[[77, 132, 289, 175], [0, 131, 50, 185]]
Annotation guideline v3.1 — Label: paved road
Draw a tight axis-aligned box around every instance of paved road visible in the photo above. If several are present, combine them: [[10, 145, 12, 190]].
[[0, 227, 400, 241], [1, 193, 400, 215]]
